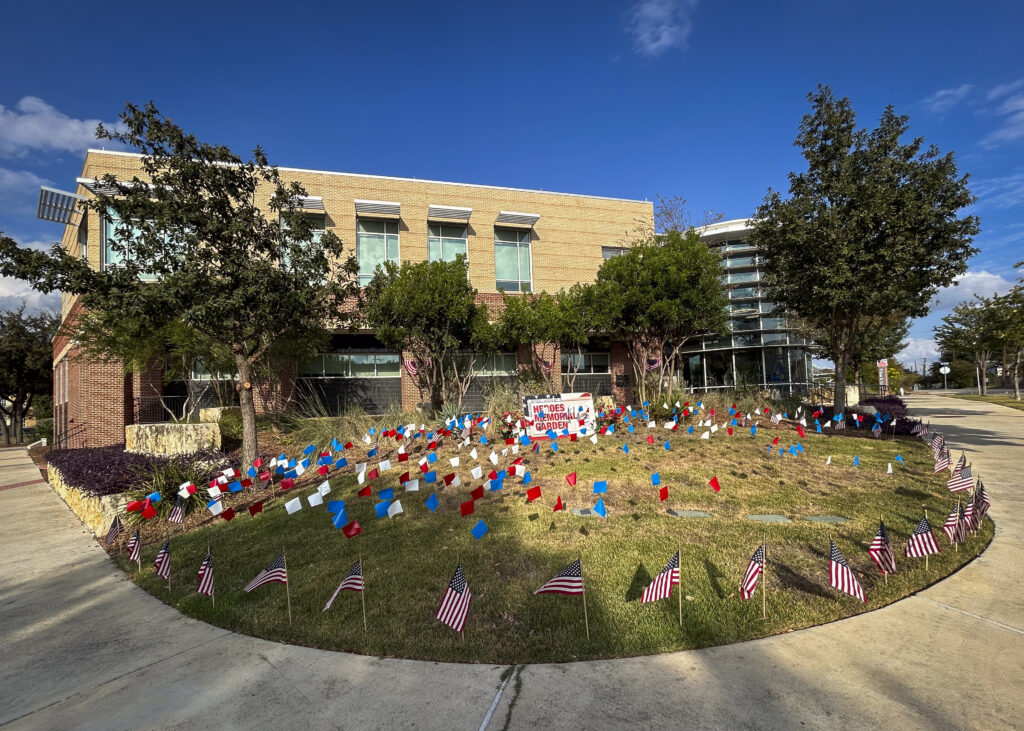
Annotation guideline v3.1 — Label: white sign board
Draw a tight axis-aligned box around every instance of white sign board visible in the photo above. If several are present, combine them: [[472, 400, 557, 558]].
[[939, 365, 951, 375], [522, 392, 596, 439]]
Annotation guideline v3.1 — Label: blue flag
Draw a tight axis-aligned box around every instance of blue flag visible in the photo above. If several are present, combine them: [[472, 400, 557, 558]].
[[247, 466, 257, 478], [664, 441, 671, 450], [750, 425, 757, 437], [327, 500, 345, 514], [551, 441, 559, 452], [490, 479, 504, 491], [896, 454, 904, 464], [520, 435, 531, 446], [471, 520, 489, 540], [336, 457, 348, 469], [228, 481, 243, 493], [374, 501, 391, 519], [593, 480, 608, 494], [425, 493, 440, 512], [303, 444, 316, 456], [427, 452, 437, 463], [853, 456, 860, 466], [331, 508, 348, 529], [651, 473, 661, 486], [146, 491, 161, 503], [622, 443, 629, 454], [523, 471, 532, 485], [424, 471, 437, 484], [377, 488, 394, 500], [687, 425, 694, 434], [593, 498, 606, 518]]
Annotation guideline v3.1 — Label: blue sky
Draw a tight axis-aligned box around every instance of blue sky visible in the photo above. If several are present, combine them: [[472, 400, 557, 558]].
[[1, 0, 1021, 366]]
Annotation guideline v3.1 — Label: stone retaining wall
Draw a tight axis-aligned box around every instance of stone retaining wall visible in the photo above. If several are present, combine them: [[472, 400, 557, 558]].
[[125, 423, 221, 456], [47, 463, 125, 537]]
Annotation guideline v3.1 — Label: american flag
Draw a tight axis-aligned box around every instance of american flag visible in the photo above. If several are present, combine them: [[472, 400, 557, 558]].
[[196, 551, 214, 596], [934, 447, 950, 473], [975, 480, 991, 520], [957, 504, 967, 543], [930, 433, 944, 455], [946, 463, 973, 492], [905, 516, 941, 557], [323, 560, 363, 611], [534, 558, 585, 595], [964, 493, 978, 533], [127, 528, 141, 562], [834, 417, 846, 430], [868, 520, 896, 574], [829, 541, 865, 602], [872, 422, 882, 438], [770, 413, 782, 425], [244, 553, 288, 593], [436, 563, 471, 632], [951, 453, 967, 477], [168, 496, 184, 524], [941, 504, 962, 543], [911, 422, 925, 436], [153, 539, 170, 579], [105, 516, 123, 546], [740, 544, 765, 600], [641, 551, 680, 603]]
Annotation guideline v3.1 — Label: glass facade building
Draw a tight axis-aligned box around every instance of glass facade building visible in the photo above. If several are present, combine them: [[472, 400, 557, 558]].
[[680, 219, 813, 393]]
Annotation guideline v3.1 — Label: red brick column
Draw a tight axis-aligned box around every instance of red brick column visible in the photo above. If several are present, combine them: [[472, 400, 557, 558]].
[[400, 352, 425, 412], [253, 364, 297, 414], [132, 359, 165, 423], [610, 341, 633, 405]]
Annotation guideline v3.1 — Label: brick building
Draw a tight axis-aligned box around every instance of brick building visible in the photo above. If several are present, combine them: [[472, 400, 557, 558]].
[[41, 150, 653, 447]]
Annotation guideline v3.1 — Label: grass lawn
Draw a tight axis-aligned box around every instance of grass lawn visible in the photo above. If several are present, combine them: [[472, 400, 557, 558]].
[[947, 393, 1024, 412], [119, 421, 991, 664]]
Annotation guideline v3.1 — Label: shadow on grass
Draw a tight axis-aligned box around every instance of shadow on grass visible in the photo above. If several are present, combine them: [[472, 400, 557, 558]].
[[772, 561, 832, 599], [625, 563, 653, 602], [703, 557, 728, 599]]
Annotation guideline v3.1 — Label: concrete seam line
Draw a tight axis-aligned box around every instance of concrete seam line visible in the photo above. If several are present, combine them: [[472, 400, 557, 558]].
[[479, 668, 513, 731], [919, 596, 1024, 636]]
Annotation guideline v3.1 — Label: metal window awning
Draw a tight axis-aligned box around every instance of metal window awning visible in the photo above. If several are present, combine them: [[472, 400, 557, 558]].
[[354, 199, 401, 217], [428, 204, 472, 221], [37, 186, 85, 225], [495, 210, 540, 227], [291, 195, 324, 211], [76, 176, 152, 195]]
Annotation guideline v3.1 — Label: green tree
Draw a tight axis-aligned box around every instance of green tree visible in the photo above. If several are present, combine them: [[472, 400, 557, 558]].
[[751, 85, 978, 413], [495, 291, 563, 388], [557, 283, 598, 392], [0, 103, 358, 466], [361, 257, 492, 412], [0, 305, 57, 445], [985, 287, 1024, 399], [934, 297, 1001, 395], [591, 228, 729, 403], [809, 316, 909, 385]]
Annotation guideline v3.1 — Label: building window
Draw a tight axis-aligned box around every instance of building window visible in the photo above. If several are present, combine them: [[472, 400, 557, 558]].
[[357, 219, 400, 286], [428, 224, 468, 263], [280, 213, 326, 269], [728, 270, 760, 284], [601, 246, 626, 259], [761, 317, 787, 330], [102, 209, 160, 280], [494, 228, 531, 292], [300, 352, 400, 378], [561, 352, 610, 374], [729, 287, 759, 300], [725, 255, 756, 269], [475, 353, 518, 376]]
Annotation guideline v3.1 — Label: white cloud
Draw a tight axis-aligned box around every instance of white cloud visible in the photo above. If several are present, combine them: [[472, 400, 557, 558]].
[[980, 91, 1024, 147], [921, 84, 973, 114], [897, 337, 940, 364], [930, 270, 1015, 312], [971, 173, 1024, 209], [987, 78, 1024, 101], [627, 0, 698, 57], [0, 276, 60, 314], [0, 96, 120, 158], [0, 166, 50, 217]]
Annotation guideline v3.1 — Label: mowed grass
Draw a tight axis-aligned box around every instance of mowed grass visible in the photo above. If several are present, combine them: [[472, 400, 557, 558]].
[[948, 393, 1024, 412], [119, 424, 992, 664]]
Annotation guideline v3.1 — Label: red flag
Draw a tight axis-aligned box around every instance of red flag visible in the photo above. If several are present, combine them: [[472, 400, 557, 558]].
[[471, 485, 484, 500], [398, 452, 409, 463], [570, 433, 578, 442], [443, 473, 455, 486], [248, 501, 264, 516], [460, 500, 475, 517], [488, 469, 498, 480], [280, 478, 295, 491], [258, 471, 271, 482], [220, 507, 235, 522], [566, 472, 577, 486], [399, 471, 410, 484], [344, 442, 354, 450], [141, 501, 158, 520], [428, 441, 438, 450], [125, 500, 145, 512], [709, 476, 721, 492], [253, 458, 263, 468], [764, 407, 770, 414], [241, 478, 253, 488], [357, 485, 371, 497], [646, 434, 655, 444], [342, 520, 362, 538], [527, 485, 541, 502], [771, 436, 779, 446], [553, 495, 563, 511], [419, 462, 430, 474], [727, 427, 733, 436], [659, 485, 669, 501], [506, 437, 515, 445], [317, 465, 329, 476], [797, 425, 805, 439], [367, 468, 379, 481]]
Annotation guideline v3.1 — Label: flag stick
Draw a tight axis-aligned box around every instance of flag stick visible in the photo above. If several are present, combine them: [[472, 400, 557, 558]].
[[360, 552, 367, 632], [762, 533, 767, 620], [283, 548, 292, 625], [677, 546, 683, 627], [166, 527, 171, 592], [580, 555, 590, 641], [880, 514, 888, 585], [209, 543, 214, 608], [955, 498, 961, 553], [924, 510, 929, 572]]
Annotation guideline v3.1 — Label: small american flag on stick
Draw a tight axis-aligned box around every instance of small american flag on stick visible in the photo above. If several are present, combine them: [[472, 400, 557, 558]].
[[906, 516, 941, 558], [947, 463, 973, 492], [829, 540, 865, 603], [640, 552, 679, 603], [153, 539, 171, 580], [324, 560, 364, 611], [244, 553, 288, 592], [436, 563, 471, 632], [740, 544, 765, 600], [127, 528, 141, 562], [196, 551, 214, 597], [105, 516, 123, 546], [868, 521, 896, 574], [168, 496, 184, 524], [534, 558, 584, 595]]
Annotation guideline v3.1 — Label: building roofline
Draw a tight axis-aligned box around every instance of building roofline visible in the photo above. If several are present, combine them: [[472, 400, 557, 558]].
[[85, 149, 653, 206], [697, 217, 753, 238]]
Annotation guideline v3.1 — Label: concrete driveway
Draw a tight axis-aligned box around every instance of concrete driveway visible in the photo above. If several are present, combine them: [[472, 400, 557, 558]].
[[1, 392, 1021, 729]]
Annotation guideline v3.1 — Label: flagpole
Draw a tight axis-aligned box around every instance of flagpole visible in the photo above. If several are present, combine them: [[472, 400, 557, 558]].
[[580, 555, 590, 641], [924, 510, 929, 572], [360, 553, 367, 632], [283, 548, 292, 625], [677, 546, 683, 627], [762, 533, 767, 620], [209, 543, 214, 608], [955, 498, 960, 553]]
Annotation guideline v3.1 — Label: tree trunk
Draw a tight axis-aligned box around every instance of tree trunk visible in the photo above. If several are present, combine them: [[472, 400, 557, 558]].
[[234, 355, 259, 468], [13, 403, 23, 444], [1, 415, 10, 446], [1013, 363, 1021, 400], [833, 355, 849, 415]]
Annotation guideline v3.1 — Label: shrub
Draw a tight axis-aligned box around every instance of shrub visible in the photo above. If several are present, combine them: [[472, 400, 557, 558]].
[[45, 446, 226, 499]]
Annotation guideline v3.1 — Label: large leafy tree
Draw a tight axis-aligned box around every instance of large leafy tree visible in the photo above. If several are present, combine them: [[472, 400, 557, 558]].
[[989, 286, 1024, 399], [494, 291, 563, 387], [0, 103, 358, 466], [934, 297, 1001, 395], [0, 304, 57, 445], [557, 283, 599, 392], [751, 85, 978, 412], [361, 257, 492, 412], [809, 315, 909, 385], [591, 228, 728, 403]]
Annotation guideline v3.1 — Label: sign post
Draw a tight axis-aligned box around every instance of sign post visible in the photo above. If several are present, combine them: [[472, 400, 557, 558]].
[[939, 364, 950, 391]]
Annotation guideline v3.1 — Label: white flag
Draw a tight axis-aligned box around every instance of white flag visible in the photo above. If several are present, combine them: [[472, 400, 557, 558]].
[[450, 456, 460, 467], [450, 474, 462, 487], [511, 445, 519, 454], [317, 481, 331, 496], [470, 448, 478, 460], [710, 424, 719, 433], [489, 451, 499, 465], [471, 465, 483, 480], [207, 485, 222, 498], [207, 499, 224, 516], [387, 500, 404, 518], [700, 431, 710, 440], [357, 470, 366, 485], [886, 463, 893, 474], [307, 491, 324, 507], [362, 434, 372, 445], [295, 463, 306, 477], [590, 434, 598, 444], [825, 455, 832, 466], [405, 479, 420, 492], [501, 448, 508, 457], [285, 497, 302, 514], [647, 421, 656, 428], [179, 482, 195, 499]]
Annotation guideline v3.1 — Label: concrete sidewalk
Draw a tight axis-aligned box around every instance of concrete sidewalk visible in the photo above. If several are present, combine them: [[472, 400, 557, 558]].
[[1, 393, 1021, 730]]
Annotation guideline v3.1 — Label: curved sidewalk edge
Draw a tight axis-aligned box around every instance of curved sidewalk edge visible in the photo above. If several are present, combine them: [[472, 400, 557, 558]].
[[0, 393, 1021, 730]]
